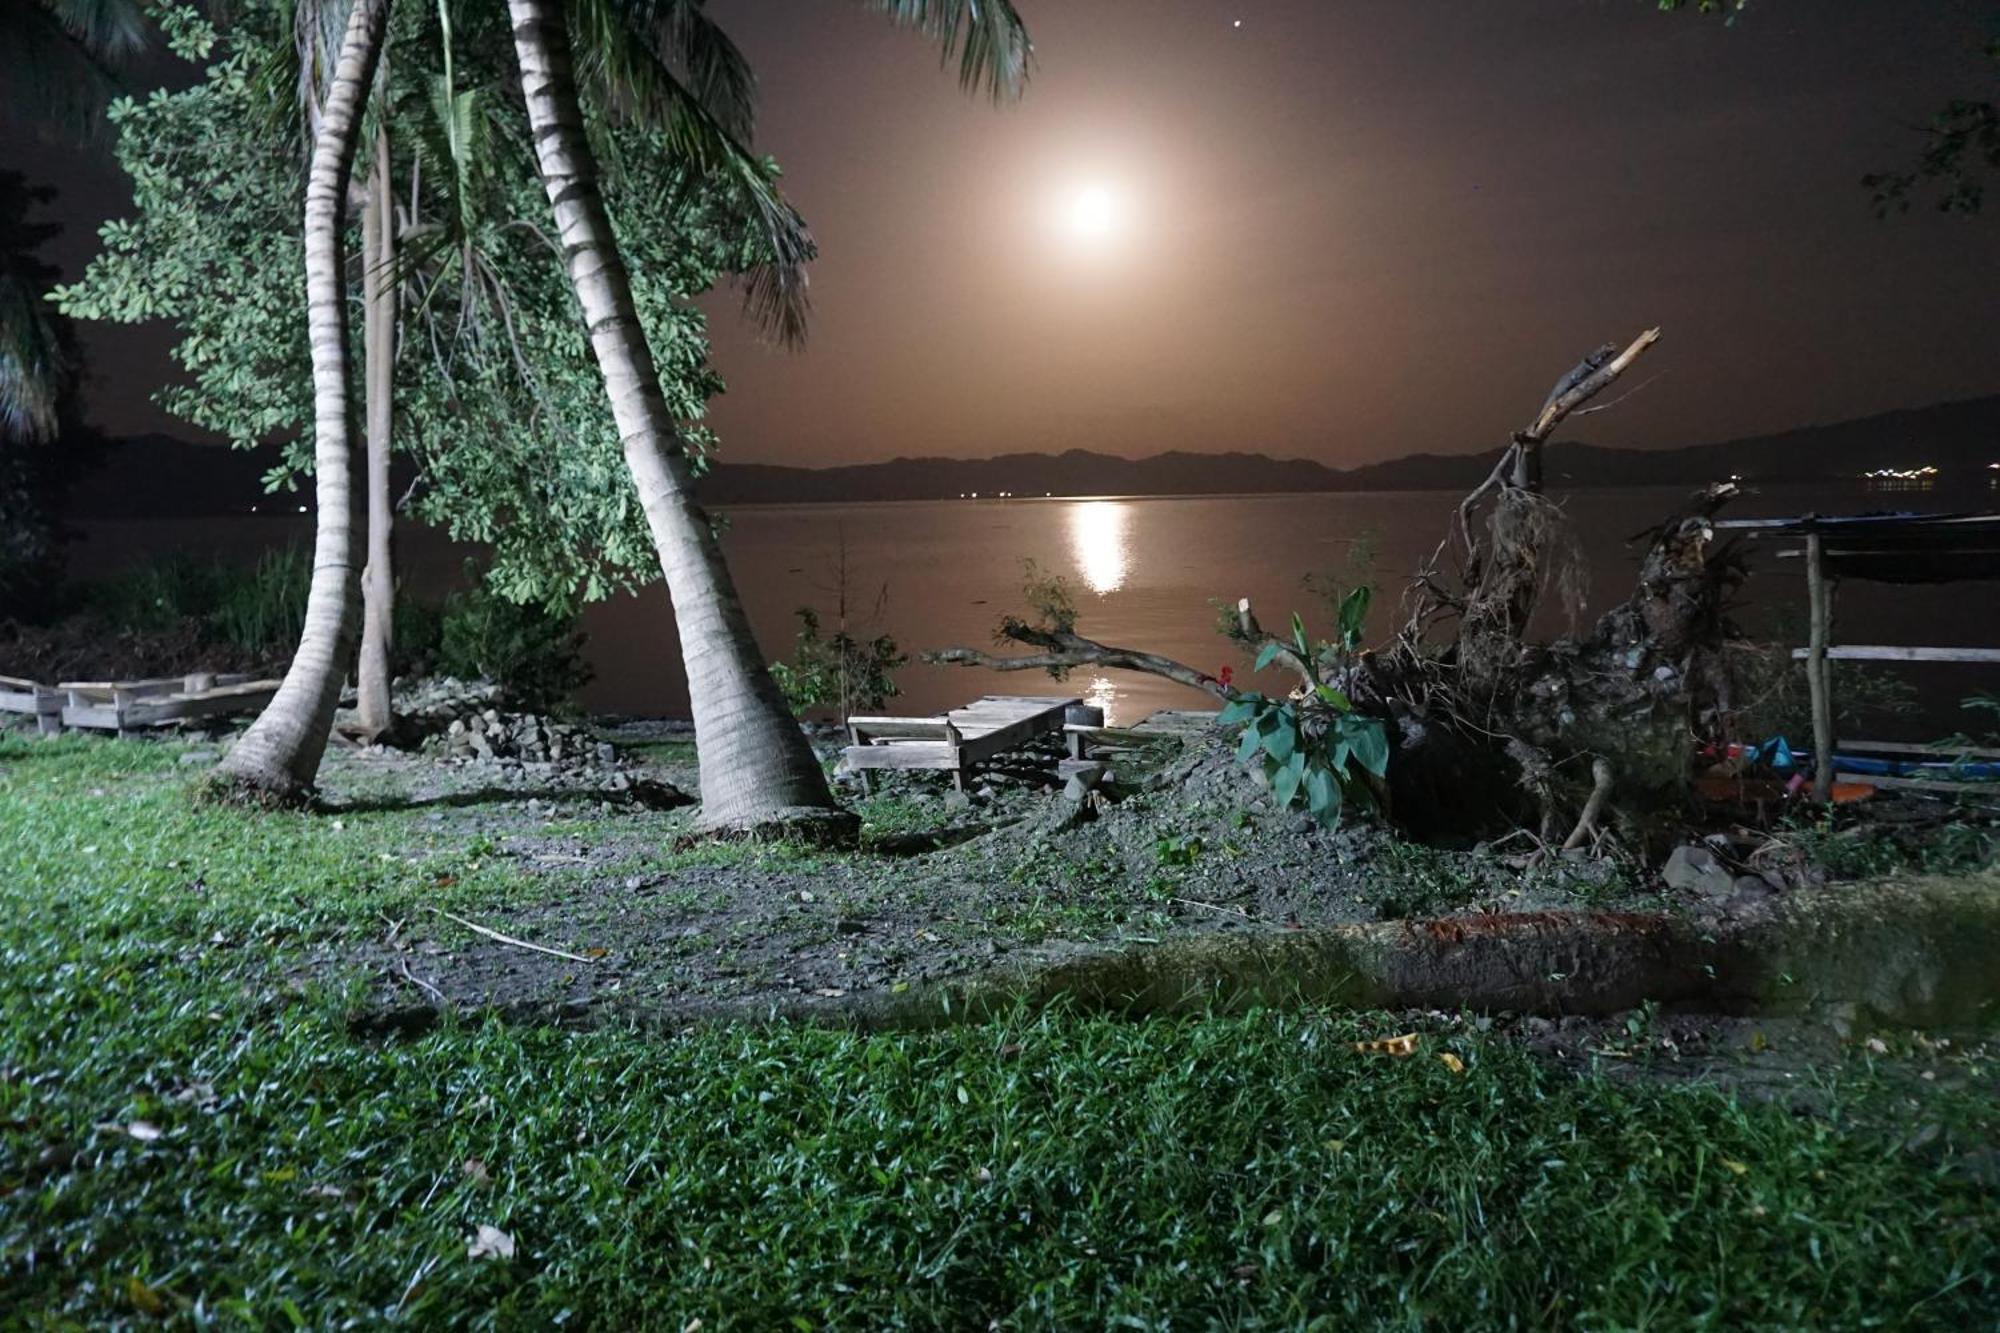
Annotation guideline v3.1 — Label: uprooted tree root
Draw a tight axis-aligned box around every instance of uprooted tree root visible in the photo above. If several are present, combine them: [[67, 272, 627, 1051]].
[[928, 328, 1740, 850]]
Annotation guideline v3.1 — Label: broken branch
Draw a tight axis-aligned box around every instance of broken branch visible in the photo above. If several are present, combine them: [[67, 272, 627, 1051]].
[[925, 630, 1224, 697], [426, 907, 599, 964]]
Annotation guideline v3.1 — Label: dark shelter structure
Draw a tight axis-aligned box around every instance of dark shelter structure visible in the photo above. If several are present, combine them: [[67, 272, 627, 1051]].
[[1716, 512, 2000, 799]]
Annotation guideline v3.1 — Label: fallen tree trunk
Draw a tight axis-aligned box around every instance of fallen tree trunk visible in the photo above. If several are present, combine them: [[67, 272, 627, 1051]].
[[355, 873, 2000, 1036]]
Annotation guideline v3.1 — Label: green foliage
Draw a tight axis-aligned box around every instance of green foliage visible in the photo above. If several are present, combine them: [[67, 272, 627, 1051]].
[[435, 579, 592, 712], [1218, 597, 1389, 828], [997, 559, 1079, 680], [1300, 530, 1378, 648], [1017, 558, 1077, 634], [1962, 691, 2000, 738], [50, 4, 764, 608], [0, 738, 1994, 1327], [1788, 810, 2000, 881], [770, 606, 906, 723], [1219, 683, 1388, 828], [210, 547, 311, 657], [80, 547, 309, 659]]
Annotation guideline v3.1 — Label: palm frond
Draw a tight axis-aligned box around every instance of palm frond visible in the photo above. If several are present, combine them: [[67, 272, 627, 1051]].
[[0, 175, 71, 443], [567, 0, 758, 139], [562, 13, 814, 345], [424, 75, 496, 244], [41, 0, 148, 58], [855, 0, 1032, 102], [0, 2, 133, 139]]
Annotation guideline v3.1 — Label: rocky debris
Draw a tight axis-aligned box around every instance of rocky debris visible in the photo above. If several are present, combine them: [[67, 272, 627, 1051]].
[[428, 706, 610, 768], [1662, 842, 1739, 900], [392, 675, 506, 728], [384, 677, 622, 771]]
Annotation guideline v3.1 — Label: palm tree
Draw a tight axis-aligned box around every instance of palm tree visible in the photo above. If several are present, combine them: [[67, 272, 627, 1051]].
[[210, 0, 392, 801], [0, 0, 150, 439], [506, 0, 1030, 833]]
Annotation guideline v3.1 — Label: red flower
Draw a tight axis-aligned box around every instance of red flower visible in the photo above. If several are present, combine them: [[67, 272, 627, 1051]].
[[1216, 665, 1235, 688]]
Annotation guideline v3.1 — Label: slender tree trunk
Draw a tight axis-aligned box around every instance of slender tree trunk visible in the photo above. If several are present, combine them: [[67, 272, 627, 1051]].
[[356, 122, 397, 740], [507, 0, 839, 830], [211, 0, 389, 802]]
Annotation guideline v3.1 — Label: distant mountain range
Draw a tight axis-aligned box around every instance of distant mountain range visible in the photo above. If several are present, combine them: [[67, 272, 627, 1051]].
[[696, 395, 2000, 503], [68, 394, 2000, 517]]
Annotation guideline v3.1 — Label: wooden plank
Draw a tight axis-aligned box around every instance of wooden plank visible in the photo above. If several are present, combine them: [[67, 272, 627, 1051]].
[[1058, 758, 1111, 780], [1850, 774, 2000, 795], [847, 716, 950, 741], [61, 702, 122, 730], [840, 741, 958, 771], [1842, 739, 2000, 761], [122, 687, 278, 727], [953, 709, 1068, 766], [57, 676, 191, 700], [1789, 646, 2000, 663], [0, 683, 63, 735]]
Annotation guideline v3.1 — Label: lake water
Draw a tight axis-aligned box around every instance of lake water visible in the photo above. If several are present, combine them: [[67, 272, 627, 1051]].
[[73, 481, 2000, 728]]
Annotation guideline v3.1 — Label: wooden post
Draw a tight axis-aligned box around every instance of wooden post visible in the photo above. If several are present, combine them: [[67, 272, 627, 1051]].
[[946, 718, 966, 792], [34, 687, 62, 737], [847, 718, 872, 796], [1064, 703, 1104, 761], [1805, 532, 1835, 802]]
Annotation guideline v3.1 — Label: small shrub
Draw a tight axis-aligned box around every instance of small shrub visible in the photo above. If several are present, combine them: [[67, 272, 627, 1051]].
[[391, 594, 445, 678], [437, 582, 591, 712], [771, 606, 906, 723], [1218, 609, 1389, 827], [210, 546, 309, 657], [76, 546, 307, 660]]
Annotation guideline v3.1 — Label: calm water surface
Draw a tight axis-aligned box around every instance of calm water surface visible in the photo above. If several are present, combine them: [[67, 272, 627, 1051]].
[[75, 483, 1999, 727]]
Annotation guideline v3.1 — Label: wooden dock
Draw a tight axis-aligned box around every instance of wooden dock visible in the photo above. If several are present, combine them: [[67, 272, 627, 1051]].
[[1, 672, 280, 736], [841, 695, 1083, 791]]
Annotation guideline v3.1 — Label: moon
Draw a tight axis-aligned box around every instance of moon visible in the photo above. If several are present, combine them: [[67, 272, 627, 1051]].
[[1062, 183, 1126, 243]]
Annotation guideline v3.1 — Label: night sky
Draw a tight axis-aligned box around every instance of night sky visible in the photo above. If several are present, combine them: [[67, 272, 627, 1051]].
[[9, 0, 2000, 467]]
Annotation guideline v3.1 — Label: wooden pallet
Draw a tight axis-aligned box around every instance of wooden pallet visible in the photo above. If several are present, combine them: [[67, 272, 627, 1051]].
[[0, 674, 63, 736], [30, 672, 283, 735], [841, 695, 1083, 791]]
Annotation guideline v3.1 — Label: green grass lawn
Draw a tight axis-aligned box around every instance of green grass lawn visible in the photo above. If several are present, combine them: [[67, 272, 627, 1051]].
[[2, 735, 1995, 1329]]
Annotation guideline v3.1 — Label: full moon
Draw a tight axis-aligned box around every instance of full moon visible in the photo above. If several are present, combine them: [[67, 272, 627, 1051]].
[[1062, 183, 1126, 243]]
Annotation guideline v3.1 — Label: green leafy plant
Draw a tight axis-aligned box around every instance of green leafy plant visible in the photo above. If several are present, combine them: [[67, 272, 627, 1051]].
[[1217, 609, 1389, 827], [436, 578, 591, 712], [770, 606, 906, 724], [210, 546, 310, 656]]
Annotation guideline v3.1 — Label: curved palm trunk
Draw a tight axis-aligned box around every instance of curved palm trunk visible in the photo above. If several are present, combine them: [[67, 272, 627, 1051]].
[[212, 0, 390, 802], [356, 123, 397, 741], [507, 0, 838, 829]]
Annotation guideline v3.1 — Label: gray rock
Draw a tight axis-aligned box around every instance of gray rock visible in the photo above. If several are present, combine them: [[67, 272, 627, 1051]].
[[1662, 844, 1736, 899], [943, 789, 973, 812], [177, 749, 219, 767], [1731, 874, 1777, 901]]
